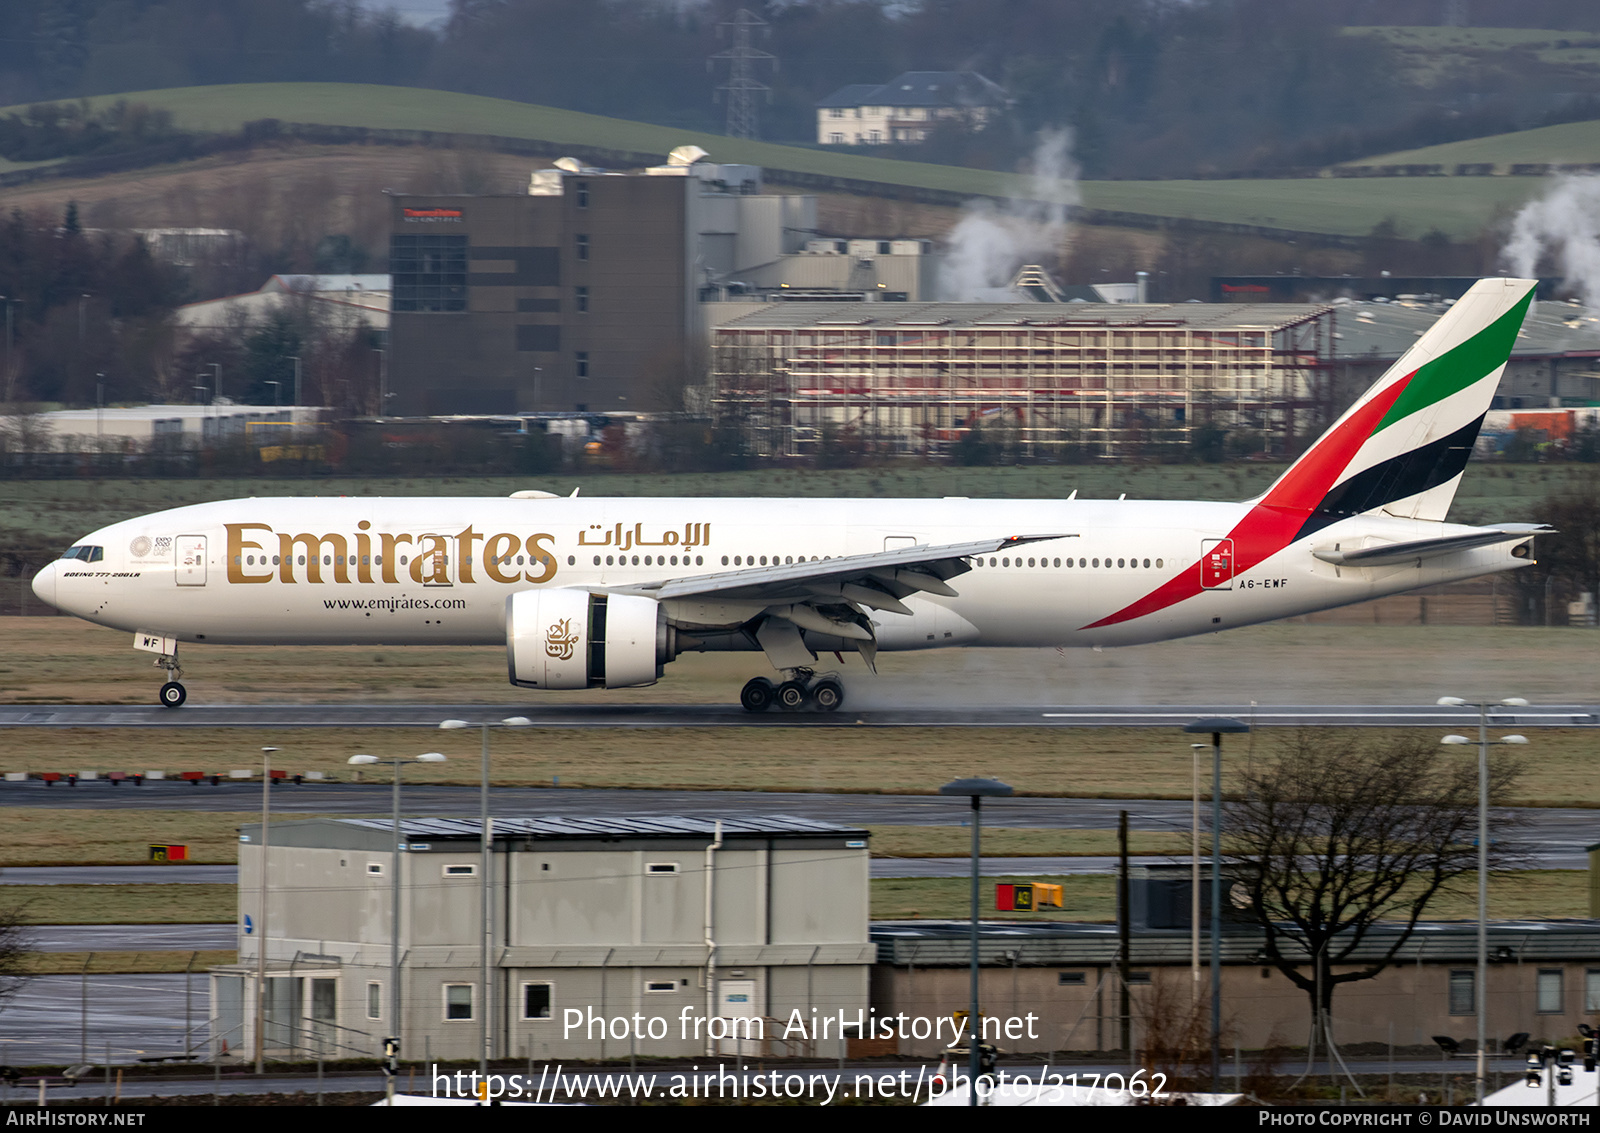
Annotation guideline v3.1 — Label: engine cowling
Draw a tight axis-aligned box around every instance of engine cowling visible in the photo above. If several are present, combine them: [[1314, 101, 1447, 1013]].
[[506, 589, 674, 690]]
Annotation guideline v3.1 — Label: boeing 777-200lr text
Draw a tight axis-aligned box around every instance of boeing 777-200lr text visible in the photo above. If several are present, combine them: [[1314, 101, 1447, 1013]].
[[32, 277, 1547, 712]]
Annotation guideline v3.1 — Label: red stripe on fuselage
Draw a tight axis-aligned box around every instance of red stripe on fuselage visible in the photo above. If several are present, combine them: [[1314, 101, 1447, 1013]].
[[1083, 376, 1411, 629]]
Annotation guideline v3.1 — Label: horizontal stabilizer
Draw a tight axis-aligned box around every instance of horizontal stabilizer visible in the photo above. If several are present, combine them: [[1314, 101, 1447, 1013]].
[[1312, 524, 1552, 567]]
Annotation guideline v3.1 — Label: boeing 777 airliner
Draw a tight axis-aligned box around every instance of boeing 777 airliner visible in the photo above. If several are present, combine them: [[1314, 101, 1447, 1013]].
[[32, 277, 1546, 711]]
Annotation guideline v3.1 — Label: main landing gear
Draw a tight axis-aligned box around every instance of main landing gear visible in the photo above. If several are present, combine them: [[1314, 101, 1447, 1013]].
[[740, 669, 845, 714], [155, 651, 186, 709]]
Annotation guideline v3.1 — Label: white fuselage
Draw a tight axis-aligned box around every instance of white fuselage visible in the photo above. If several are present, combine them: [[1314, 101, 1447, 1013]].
[[34, 495, 1526, 655]]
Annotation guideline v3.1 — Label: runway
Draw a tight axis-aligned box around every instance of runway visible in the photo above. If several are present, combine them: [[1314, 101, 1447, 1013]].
[[28, 924, 236, 952], [2, 784, 1591, 869], [1, 702, 1595, 728]]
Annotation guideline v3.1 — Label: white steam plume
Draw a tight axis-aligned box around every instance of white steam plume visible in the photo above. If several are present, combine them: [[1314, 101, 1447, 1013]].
[[1504, 174, 1600, 306], [938, 129, 1079, 302]]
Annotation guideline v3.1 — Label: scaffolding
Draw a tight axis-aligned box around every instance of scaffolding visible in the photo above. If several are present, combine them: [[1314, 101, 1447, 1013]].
[[710, 302, 1336, 461]]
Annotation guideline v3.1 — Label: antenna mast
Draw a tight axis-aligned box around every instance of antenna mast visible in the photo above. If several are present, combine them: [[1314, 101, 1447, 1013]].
[[710, 9, 777, 140]]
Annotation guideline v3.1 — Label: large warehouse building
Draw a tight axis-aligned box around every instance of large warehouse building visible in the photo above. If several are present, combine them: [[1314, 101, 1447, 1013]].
[[710, 301, 1337, 460]]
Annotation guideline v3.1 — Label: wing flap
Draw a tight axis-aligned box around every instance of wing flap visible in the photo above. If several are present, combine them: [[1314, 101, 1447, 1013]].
[[619, 533, 1071, 604]]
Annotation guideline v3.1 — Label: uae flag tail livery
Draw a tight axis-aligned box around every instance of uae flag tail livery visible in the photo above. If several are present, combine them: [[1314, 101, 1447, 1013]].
[[1088, 277, 1541, 631]]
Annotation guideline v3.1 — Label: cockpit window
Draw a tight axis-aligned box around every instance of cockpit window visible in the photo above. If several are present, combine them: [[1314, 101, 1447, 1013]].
[[60, 546, 103, 563]]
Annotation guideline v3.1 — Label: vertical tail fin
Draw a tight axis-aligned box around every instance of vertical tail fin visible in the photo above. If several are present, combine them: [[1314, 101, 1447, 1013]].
[[1255, 277, 1535, 536]]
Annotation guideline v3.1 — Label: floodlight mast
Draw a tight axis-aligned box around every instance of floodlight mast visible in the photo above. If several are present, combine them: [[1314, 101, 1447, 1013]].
[[439, 717, 530, 1078], [346, 751, 446, 1101], [1437, 695, 1531, 1104]]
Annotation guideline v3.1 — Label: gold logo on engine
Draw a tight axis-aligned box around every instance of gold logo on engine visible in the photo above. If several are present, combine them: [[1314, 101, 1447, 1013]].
[[544, 617, 579, 660]]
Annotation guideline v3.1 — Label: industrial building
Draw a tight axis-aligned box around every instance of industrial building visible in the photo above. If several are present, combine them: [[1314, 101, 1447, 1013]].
[[872, 918, 1600, 1058], [381, 146, 969, 418], [176, 274, 390, 338], [213, 816, 874, 1062], [708, 291, 1600, 461], [710, 300, 1336, 460], [26, 404, 317, 451], [1330, 295, 1600, 411], [384, 149, 821, 417]]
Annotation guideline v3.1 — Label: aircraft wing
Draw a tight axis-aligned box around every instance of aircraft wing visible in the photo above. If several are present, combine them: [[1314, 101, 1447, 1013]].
[[607, 533, 1072, 666], [1312, 524, 1553, 568]]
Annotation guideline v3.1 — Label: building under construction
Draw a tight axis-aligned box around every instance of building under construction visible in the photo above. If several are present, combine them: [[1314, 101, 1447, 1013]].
[[710, 301, 1338, 460]]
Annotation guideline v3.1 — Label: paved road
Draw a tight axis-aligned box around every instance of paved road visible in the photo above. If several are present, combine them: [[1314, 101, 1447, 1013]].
[[0, 783, 1590, 866], [28, 924, 236, 952], [0, 864, 237, 885], [0, 703, 1594, 729], [0, 974, 209, 1065]]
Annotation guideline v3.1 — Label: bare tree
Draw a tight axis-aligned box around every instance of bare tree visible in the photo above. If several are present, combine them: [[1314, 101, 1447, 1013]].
[[1225, 732, 1521, 1075], [0, 903, 31, 1008]]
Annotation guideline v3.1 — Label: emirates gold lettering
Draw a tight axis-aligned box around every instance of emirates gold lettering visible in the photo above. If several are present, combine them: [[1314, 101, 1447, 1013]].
[[222, 522, 709, 585], [226, 523, 274, 584], [355, 521, 374, 584]]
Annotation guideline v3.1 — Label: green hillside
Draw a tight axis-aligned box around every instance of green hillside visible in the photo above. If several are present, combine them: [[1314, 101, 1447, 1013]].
[[1, 82, 1553, 239], [1356, 118, 1600, 171], [53, 82, 1050, 202]]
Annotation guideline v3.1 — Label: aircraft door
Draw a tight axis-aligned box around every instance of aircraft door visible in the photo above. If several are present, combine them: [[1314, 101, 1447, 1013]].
[[175, 535, 207, 586], [1200, 538, 1234, 590]]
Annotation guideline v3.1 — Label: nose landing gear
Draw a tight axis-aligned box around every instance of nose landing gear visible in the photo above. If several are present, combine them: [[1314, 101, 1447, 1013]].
[[155, 651, 186, 709], [740, 669, 844, 714]]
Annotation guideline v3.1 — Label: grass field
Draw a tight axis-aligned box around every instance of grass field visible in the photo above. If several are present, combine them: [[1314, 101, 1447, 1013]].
[[0, 809, 281, 865], [0, 82, 1551, 238], [8, 870, 1573, 928], [5, 710, 1600, 805], [1359, 119, 1600, 172], [0, 812, 1190, 866], [43, 83, 1050, 203], [10, 885, 234, 925], [870, 827, 1190, 859], [30, 950, 233, 975]]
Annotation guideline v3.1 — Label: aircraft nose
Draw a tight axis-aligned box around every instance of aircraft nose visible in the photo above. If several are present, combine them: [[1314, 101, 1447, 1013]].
[[30, 561, 58, 609]]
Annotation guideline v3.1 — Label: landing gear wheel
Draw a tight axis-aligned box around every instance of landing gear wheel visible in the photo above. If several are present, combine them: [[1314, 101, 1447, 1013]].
[[775, 680, 810, 712], [740, 677, 775, 713], [159, 681, 187, 709], [811, 679, 845, 713]]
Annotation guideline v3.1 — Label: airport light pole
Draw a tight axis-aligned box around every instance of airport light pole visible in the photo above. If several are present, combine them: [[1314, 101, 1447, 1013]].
[[938, 776, 1012, 1106], [254, 746, 280, 1075], [439, 716, 532, 1078], [347, 751, 447, 1105], [1439, 696, 1530, 1105], [1182, 717, 1249, 1093]]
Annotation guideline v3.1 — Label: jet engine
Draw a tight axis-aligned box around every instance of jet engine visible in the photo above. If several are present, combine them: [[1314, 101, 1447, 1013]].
[[506, 589, 676, 690]]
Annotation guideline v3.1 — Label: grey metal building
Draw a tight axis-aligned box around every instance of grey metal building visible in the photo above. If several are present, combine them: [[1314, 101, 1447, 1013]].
[[711, 300, 1335, 460], [385, 150, 816, 417], [214, 815, 873, 1062], [872, 918, 1600, 1058]]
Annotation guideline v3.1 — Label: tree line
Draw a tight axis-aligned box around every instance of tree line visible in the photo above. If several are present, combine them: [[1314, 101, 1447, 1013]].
[[0, 202, 382, 413]]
